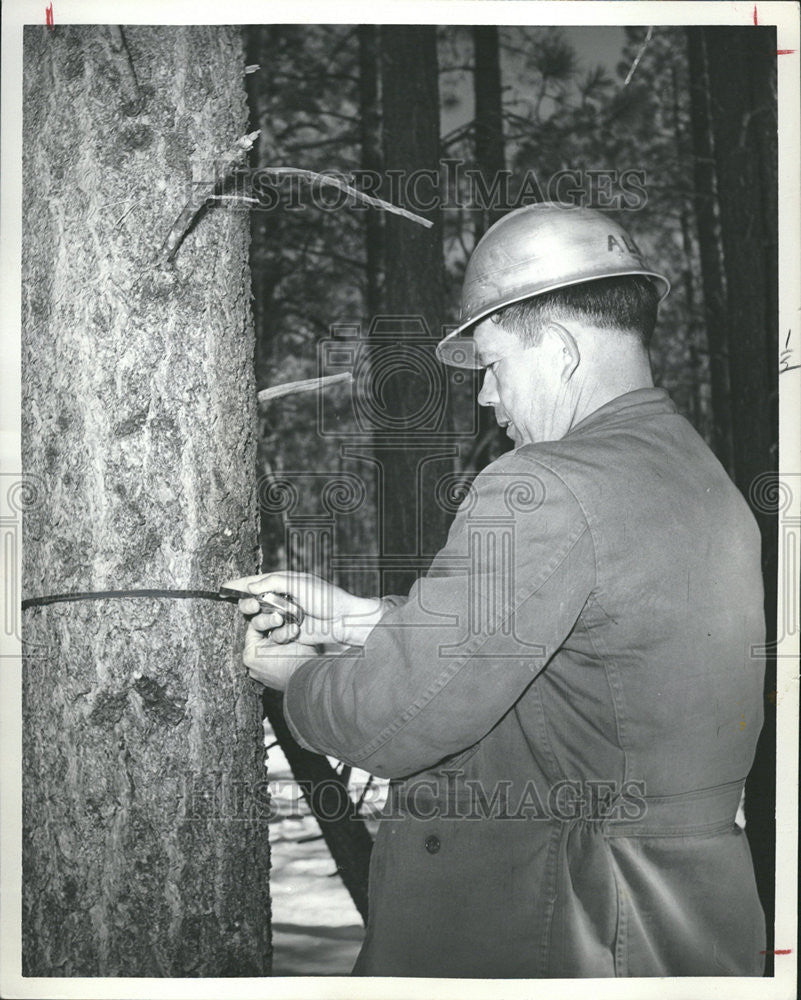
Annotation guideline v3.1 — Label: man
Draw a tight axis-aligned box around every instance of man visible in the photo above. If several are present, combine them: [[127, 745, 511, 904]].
[[227, 204, 766, 977]]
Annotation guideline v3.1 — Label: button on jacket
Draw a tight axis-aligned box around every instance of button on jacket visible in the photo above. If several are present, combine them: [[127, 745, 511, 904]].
[[284, 388, 766, 978]]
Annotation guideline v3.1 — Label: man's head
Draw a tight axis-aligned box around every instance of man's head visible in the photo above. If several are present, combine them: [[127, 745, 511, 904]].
[[436, 203, 669, 447], [472, 276, 660, 447]]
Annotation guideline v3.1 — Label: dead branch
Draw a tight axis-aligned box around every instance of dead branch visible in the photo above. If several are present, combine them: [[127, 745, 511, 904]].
[[159, 130, 261, 265], [257, 371, 353, 404], [623, 26, 654, 87], [259, 167, 434, 228]]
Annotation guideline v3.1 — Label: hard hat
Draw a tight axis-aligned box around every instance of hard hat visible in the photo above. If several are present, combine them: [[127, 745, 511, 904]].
[[436, 203, 670, 369]]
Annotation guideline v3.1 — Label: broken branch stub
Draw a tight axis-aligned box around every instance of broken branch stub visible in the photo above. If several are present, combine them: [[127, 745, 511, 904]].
[[257, 167, 434, 228], [257, 371, 354, 404], [160, 129, 261, 264]]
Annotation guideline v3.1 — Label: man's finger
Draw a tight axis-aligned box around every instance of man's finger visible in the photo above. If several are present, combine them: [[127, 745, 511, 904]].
[[248, 573, 326, 616], [243, 624, 319, 689], [238, 597, 262, 615], [243, 621, 268, 668], [251, 611, 284, 632], [223, 575, 263, 592], [247, 572, 298, 596], [268, 621, 302, 644]]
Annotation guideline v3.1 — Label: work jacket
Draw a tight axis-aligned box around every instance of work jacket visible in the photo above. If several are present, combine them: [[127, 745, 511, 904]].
[[284, 388, 766, 978]]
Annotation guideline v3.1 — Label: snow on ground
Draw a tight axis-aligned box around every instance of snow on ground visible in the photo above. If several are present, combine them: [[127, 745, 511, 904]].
[[265, 722, 388, 976]]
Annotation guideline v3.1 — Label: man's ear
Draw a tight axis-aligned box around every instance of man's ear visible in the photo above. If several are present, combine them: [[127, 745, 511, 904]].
[[547, 322, 580, 382]]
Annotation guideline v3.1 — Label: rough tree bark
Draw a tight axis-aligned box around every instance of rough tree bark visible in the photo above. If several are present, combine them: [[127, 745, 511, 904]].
[[702, 24, 778, 970], [376, 25, 451, 594], [685, 28, 734, 472], [21, 25, 270, 976]]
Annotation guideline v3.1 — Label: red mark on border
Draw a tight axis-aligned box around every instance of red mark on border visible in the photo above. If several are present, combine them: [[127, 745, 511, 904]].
[[760, 948, 792, 955], [755, 3, 797, 55], [45, 3, 54, 28]]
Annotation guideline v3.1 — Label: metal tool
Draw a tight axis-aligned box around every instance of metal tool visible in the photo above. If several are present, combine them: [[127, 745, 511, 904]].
[[218, 587, 305, 628]]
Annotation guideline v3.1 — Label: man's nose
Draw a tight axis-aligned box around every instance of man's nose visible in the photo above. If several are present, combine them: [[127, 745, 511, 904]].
[[477, 368, 498, 407]]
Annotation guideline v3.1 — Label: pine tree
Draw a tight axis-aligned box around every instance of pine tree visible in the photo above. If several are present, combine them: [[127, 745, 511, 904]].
[[21, 25, 270, 975]]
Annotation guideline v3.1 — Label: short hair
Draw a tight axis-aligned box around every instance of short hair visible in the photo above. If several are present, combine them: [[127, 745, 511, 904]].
[[490, 275, 660, 348]]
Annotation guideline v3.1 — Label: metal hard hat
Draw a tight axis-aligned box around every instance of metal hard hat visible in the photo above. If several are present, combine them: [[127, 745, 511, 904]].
[[437, 203, 670, 369]]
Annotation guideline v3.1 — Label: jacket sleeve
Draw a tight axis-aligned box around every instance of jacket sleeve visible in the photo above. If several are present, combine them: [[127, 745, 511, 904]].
[[283, 450, 595, 778]]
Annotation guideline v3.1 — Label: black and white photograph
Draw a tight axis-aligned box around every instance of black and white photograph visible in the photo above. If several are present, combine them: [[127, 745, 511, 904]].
[[1, 1, 798, 997]]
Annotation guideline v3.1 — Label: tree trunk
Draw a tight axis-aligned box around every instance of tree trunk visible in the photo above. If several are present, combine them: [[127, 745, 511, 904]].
[[685, 28, 734, 472], [358, 24, 384, 319], [703, 26, 778, 513], [702, 24, 778, 970], [669, 63, 703, 434], [21, 25, 270, 976], [376, 26, 451, 594], [473, 25, 505, 239], [472, 25, 509, 469]]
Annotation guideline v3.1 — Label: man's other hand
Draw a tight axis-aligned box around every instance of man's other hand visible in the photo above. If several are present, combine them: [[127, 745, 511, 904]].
[[242, 622, 319, 690]]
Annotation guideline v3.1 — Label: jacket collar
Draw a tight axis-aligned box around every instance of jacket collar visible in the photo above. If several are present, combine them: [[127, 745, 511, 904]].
[[567, 387, 677, 437]]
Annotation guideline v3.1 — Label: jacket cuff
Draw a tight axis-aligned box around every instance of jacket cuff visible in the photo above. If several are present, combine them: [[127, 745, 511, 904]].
[[282, 654, 336, 755]]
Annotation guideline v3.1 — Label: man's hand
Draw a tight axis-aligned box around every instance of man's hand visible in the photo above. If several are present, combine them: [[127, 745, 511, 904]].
[[223, 571, 385, 647], [242, 622, 319, 691]]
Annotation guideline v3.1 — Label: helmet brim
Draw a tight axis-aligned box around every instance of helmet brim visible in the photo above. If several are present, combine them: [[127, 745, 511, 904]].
[[436, 269, 671, 370]]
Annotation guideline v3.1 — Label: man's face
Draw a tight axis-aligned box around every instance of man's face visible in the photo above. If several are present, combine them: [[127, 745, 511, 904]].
[[472, 317, 569, 447]]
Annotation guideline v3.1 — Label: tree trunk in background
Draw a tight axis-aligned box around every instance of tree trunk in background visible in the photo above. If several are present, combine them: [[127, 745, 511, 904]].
[[685, 28, 734, 472], [358, 24, 384, 319], [472, 25, 509, 469], [473, 25, 505, 240], [244, 25, 376, 924], [702, 24, 778, 971], [669, 64, 702, 433], [262, 691, 374, 923], [376, 26, 451, 594], [704, 26, 778, 524], [21, 25, 270, 976]]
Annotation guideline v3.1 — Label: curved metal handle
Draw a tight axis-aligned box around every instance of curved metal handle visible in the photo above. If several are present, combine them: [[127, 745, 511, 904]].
[[218, 586, 305, 628], [254, 591, 305, 628]]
